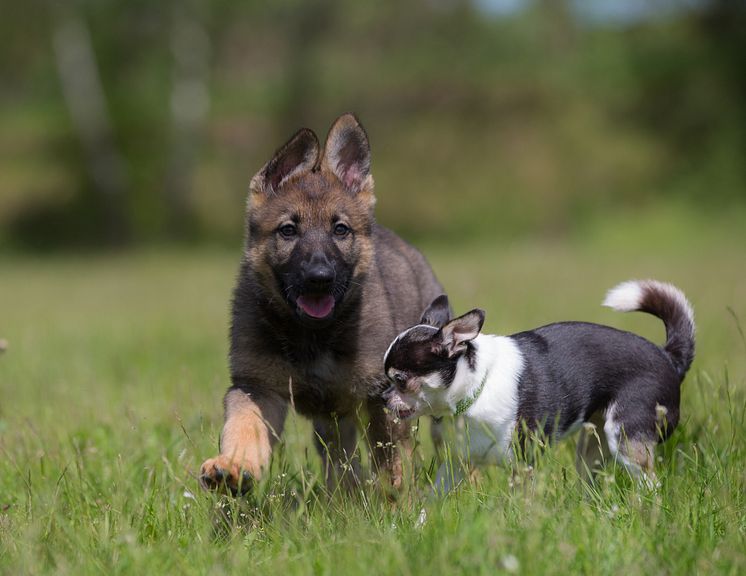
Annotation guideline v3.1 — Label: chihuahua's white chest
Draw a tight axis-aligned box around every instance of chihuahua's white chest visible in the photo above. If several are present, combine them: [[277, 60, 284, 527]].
[[461, 336, 524, 463]]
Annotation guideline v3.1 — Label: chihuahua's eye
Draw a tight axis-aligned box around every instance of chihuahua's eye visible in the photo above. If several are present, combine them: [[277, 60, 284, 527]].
[[278, 223, 297, 238], [333, 223, 350, 237], [392, 373, 408, 390]]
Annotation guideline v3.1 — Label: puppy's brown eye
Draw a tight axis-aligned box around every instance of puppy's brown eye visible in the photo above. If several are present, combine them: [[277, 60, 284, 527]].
[[333, 223, 350, 237], [279, 224, 297, 238]]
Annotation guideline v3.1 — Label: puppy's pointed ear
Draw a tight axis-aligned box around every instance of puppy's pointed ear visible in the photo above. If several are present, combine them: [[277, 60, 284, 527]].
[[421, 295, 451, 328], [321, 113, 374, 199], [250, 128, 319, 203], [439, 309, 485, 357]]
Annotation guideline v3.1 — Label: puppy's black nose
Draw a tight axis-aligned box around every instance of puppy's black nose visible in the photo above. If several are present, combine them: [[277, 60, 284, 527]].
[[306, 264, 334, 285], [303, 253, 335, 288]]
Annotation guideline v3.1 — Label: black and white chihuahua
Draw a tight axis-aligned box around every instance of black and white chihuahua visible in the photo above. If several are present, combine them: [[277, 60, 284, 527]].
[[382, 280, 695, 491]]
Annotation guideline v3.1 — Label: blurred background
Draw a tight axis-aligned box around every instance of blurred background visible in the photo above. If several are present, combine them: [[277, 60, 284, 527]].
[[1, 0, 744, 251]]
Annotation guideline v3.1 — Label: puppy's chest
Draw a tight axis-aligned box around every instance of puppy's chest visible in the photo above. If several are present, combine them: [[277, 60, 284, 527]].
[[301, 351, 343, 382], [289, 351, 366, 415]]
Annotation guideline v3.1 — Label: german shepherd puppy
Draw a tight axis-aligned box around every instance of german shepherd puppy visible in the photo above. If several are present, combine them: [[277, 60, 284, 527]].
[[200, 114, 445, 493]]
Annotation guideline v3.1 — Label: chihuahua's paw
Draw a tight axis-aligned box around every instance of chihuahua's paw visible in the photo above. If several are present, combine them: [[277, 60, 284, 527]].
[[199, 455, 253, 496]]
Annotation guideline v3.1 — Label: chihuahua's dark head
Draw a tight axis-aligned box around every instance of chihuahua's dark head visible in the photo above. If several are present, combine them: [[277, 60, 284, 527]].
[[383, 295, 485, 419], [245, 114, 376, 326]]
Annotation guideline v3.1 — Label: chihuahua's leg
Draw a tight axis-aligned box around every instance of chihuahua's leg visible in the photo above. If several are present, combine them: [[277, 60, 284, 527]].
[[605, 399, 660, 489], [605, 419, 658, 488], [433, 458, 468, 495], [575, 411, 610, 483], [313, 414, 361, 492], [618, 438, 658, 489], [417, 452, 468, 528]]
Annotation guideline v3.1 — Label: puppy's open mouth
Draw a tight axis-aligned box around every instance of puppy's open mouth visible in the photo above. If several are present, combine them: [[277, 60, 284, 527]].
[[296, 293, 335, 319]]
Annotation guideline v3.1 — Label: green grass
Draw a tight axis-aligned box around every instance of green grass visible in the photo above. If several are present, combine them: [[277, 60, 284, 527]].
[[1, 221, 745, 574]]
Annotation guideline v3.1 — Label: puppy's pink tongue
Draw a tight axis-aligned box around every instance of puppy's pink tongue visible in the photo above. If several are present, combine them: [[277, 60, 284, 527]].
[[297, 294, 335, 318]]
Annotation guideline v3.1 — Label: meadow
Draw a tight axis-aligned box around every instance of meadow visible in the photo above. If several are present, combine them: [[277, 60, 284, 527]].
[[1, 209, 745, 574]]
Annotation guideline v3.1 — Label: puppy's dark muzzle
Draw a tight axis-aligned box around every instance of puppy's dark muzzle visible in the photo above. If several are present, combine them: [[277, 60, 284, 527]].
[[302, 254, 335, 292]]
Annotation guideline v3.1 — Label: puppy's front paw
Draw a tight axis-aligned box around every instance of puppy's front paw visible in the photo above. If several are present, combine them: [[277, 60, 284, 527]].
[[199, 456, 253, 496]]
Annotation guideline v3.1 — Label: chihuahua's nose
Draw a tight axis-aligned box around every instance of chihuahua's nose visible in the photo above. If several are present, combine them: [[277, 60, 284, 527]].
[[303, 253, 335, 289], [382, 386, 394, 402]]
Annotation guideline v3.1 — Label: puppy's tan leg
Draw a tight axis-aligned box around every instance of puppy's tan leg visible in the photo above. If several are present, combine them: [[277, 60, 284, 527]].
[[313, 414, 361, 492], [575, 411, 610, 483], [200, 388, 287, 494], [367, 398, 411, 490]]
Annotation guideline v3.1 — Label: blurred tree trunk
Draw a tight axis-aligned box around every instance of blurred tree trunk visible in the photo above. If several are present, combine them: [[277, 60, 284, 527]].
[[164, 2, 210, 239], [52, 8, 130, 245]]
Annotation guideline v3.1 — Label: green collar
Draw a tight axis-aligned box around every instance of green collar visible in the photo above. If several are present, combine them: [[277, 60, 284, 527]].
[[454, 365, 491, 416]]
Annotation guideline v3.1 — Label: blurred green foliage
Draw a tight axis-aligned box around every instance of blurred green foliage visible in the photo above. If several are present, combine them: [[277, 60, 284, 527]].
[[0, 0, 744, 250]]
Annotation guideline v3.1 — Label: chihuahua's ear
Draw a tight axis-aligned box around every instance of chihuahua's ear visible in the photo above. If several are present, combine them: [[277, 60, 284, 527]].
[[421, 295, 451, 328], [438, 309, 485, 357], [321, 113, 374, 199], [250, 128, 319, 203]]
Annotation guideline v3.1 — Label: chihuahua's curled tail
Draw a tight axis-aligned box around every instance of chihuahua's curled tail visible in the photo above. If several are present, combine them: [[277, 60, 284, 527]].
[[603, 279, 695, 379]]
